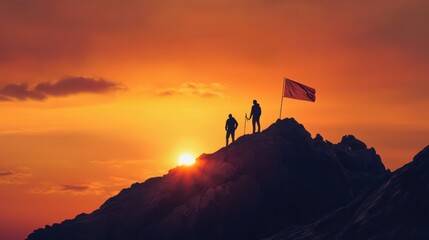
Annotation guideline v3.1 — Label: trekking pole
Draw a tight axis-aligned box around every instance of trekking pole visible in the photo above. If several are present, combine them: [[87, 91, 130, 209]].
[[244, 113, 247, 135]]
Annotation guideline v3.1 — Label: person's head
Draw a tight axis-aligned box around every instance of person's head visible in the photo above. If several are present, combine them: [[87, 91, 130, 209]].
[[253, 99, 257, 104], [228, 114, 232, 118]]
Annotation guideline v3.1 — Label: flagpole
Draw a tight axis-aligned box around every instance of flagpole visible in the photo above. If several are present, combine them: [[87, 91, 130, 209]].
[[244, 113, 247, 135], [279, 78, 285, 119]]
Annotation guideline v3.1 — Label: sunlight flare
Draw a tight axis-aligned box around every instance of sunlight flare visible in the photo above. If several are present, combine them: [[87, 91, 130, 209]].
[[178, 153, 196, 166]]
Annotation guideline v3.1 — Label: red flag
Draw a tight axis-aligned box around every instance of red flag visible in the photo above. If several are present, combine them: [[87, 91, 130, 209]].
[[283, 78, 316, 102]]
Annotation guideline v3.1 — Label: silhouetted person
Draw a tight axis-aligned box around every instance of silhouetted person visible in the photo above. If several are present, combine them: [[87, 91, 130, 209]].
[[247, 100, 261, 133], [225, 114, 238, 146]]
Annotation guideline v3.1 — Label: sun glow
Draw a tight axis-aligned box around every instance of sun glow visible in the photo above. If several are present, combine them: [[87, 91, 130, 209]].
[[178, 153, 196, 166]]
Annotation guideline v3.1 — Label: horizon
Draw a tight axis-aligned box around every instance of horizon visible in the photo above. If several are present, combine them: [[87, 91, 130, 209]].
[[1, 1, 428, 239]]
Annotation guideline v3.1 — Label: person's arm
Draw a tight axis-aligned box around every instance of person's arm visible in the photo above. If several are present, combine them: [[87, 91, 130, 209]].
[[225, 120, 228, 131], [234, 119, 238, 130], [247, 107, 253, 120]]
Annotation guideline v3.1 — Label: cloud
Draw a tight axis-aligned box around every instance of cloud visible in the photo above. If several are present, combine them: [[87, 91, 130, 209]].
[[31, 183, 90, 195], [61, 184, 90, 192], [0, 83, 47, 101], [35, 76, 126, 96], [31, 176, 140, 196], [0, 95, 11, 101], [0, 170, 14, 177], [156, 82, 225, 98], [90, 158, 153, 168], [0, 169, 32, 184], [0, 76, 125, 102]]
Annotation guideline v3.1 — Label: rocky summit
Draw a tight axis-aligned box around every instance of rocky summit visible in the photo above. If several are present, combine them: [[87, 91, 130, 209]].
[[28, 118, 394, 240]]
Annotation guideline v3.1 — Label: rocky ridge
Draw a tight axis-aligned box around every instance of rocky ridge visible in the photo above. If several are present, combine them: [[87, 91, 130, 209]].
[[28, 118, 391, 240]]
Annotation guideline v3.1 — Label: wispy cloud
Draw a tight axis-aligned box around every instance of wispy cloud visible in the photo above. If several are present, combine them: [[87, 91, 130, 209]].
[[0, 126, 61, 136], [0, 95, 10, 101], [90, 158, 155, 168], [156, 82, 225, 98], [0, 168, 32, 184], [31, 183, 90, 195], [0, 170, 14, 177], [31, 176, 141, 197], [61, 184, 90, 192], [0, 76, 126, 102]]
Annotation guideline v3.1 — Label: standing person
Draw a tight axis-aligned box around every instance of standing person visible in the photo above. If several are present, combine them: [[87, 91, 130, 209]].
[[247, 100, 261, 133], [225, 114, 238, 146]]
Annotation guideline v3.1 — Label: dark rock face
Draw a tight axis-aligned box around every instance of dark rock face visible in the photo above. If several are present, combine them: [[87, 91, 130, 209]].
[[27, 118, 389, 240], [268, 145, 429, 240]]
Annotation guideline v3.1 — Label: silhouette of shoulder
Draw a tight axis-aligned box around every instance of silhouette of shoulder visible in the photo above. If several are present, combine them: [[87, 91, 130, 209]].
[[252, 104, 261, 116]]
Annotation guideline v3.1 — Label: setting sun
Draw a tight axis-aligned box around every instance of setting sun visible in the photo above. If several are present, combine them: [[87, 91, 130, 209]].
[[178, 153, 196, 166]]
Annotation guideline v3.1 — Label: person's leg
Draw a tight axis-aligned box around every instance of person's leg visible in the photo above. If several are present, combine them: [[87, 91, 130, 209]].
[[252, 119, 256, 133], [226, 132, 230, 146], [232, 131, 235, 142], [257, 118, 261, 133]]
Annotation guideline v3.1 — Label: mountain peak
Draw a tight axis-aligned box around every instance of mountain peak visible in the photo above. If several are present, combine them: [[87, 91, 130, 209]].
[[28, 118, 390, 240]]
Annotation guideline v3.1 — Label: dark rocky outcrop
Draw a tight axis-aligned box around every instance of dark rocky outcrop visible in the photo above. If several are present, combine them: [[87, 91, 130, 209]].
[[268, 145, 429, 240], [27, 118, 389, 240]]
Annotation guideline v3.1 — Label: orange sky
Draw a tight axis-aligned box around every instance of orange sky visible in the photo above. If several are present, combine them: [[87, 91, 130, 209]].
[[1, 1, 428, 239]]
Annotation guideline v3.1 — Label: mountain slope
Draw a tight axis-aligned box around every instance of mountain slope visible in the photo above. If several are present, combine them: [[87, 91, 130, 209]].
[[268, 145, 429, 240], [27, 118, 388, 240]]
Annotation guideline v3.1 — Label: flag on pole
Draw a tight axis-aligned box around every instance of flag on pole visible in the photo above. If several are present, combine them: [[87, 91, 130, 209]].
[[283, 78, 316, 102]]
